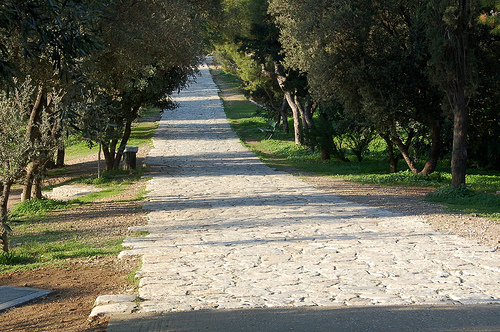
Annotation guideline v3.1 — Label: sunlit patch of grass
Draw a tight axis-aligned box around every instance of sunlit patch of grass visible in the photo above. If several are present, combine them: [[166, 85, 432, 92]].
[[426, 185, 500, 219], [72, 167, 145, 187], [9, 199, 76, 219]]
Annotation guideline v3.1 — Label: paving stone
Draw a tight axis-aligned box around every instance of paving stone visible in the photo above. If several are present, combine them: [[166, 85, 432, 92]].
[[89, 303, 138, 319], [118, 63, 500, 313], [94, 295, 139, 306]]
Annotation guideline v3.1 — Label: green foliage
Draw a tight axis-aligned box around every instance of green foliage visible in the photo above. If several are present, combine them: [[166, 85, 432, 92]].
[[65, 114, 159, 162], [9, 199, 73, 218], [74, 167, 144, 186], [0, 212, 127, 271], [0, 0, 103, 84], [427, 185, 500, 219], [428, 184, 476, 199], [0, 251, 35, 267], [74, 188, 126, 203], [352, 170, 449, 187], [0, 238, 124, 272]]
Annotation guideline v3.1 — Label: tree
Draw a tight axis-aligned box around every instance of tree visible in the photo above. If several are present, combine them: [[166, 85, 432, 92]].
[[0, 79, 36, 252], [80, 0, 217, 170], [216, 0, 320, 147], [0, 0, 104, 208], [270, 0, 448, 173], [426, 0, 478, 186]]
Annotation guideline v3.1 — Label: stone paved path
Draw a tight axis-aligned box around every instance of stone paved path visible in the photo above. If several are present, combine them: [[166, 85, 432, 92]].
[[120, 63, 500, 313]]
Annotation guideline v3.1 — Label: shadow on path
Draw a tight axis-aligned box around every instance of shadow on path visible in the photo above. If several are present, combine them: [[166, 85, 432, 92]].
[[108, 304, 500, 332]]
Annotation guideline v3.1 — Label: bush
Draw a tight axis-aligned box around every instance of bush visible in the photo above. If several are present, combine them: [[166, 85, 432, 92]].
[[426, 185, 500, 219], [427, 184, 476, 200]]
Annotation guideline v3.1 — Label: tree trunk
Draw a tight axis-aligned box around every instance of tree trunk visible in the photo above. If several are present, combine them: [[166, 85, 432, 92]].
[[262, 63, 302, 145], [33, 173, 43, 199], [279, 97, 289, 134], [451, 98, 468, 187], [27, 86, 44, 142], [1, 182, 12, 253], [380, 133, 398, 173], [296, 95, 316, 149], [102, 144, 114, 171], [391, 130, 419, 174], [22, 161, 39, 202], [419, 121, 442, 175], [56, 148, 65, 168], [319, 112, 332, 161], [23, 85, 47, 202], [112, 120, 133, 169], [450, 0, 469, 187], [283, 91, 302, 145]]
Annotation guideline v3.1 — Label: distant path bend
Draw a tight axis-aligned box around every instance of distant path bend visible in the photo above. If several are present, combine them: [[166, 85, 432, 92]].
[[121, 63, 500, 312]]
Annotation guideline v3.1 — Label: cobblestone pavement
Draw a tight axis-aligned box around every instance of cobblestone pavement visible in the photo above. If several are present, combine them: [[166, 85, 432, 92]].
[[120, 64, 500, 313]]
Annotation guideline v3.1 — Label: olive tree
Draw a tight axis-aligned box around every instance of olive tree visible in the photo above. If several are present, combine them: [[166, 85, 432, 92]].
[[80, 0, 219, 170], [0, 79, 36, 252]]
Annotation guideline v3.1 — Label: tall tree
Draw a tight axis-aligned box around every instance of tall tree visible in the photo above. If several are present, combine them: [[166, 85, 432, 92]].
[[426, 0, 478, 186], [82, 0, 218, 170], [270, 0, 447, 174], [216, 0, 319, 147], [0, 79, 35, 252]]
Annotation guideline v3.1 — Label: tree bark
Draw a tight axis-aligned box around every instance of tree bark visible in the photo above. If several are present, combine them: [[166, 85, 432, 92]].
[[22, 161, 39, 202], [112, 120, 133, 169], [33, 170, 44, 199], [296, 95, 316, 149], [102, 144, 114, 171], [391, 133, 419, 174], [284, 91, 302, 145], [262, 63, 302, 145], [1, 181, 12, 253], [319, 112, 333, 161], [419, 120, 442, 175], [449, 0, 469, 187], [380, 133, 398, 173], [279, 97, 289, 134], [56, 148, 65, 168], [451, 97, 468, 187]]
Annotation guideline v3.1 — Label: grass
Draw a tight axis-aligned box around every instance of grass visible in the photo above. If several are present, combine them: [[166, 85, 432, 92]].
[[427, 185, 500, 220], [75, 167, 144, 185], [0, 109, 160, 272], [1, 208, 127, 273], [0, 231, 125, 272], [126, 260, 143, 291], [212, 68, 500, 220], [9, 199, 75, 218], [2, 165, 148, 271]]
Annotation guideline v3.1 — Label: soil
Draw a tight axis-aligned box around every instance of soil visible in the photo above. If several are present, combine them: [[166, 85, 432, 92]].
[[1, 74, 499, 331], [0, 150, 149, 331]]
